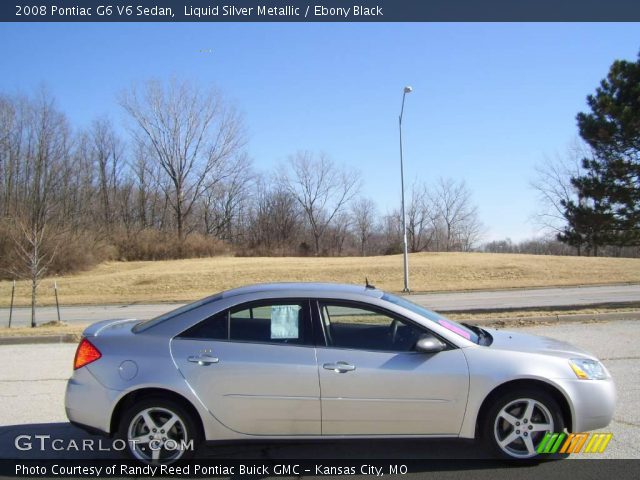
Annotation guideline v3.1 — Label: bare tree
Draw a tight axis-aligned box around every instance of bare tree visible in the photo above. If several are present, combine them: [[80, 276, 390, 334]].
[[406, 182, 436, 252], [0, 94, 23, 218], [380, 211, 403, 255], [201, 153, 253, 242], [350, 197, 377, 256], [0, 95, 16, 217], [89, 117, 123, 229], [57, 134, 94, 231], [530, 141, 586, 236], [130, 142, 165, 230], [326, 212, 351, 256], [456, 211, 485, 251], [430, 178, 483, 251], [120, 78, 246, 240], [279, 151, 360, 255], [11, 222, 59, 327], [6, 92, 70, 326], [246, 180, 303, 255]]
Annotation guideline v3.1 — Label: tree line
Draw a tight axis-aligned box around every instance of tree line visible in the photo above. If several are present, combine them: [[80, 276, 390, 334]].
[[0, 79, 484, 286]]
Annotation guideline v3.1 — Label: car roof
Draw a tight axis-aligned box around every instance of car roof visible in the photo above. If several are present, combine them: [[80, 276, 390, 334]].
[[220, 282, 384, 300], [132, 282, 386, 334]]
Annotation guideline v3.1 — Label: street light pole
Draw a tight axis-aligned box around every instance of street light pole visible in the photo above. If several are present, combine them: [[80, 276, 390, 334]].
[[399, 86, 412, 293]]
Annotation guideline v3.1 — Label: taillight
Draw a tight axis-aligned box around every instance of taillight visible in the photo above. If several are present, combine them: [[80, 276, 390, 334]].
[[73, 338, 102, 370]]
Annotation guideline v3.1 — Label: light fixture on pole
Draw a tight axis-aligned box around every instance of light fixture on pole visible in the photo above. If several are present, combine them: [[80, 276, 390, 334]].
[[399, 85, 412, 293]]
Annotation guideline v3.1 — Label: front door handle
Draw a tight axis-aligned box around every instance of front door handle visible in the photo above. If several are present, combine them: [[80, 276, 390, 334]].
[[323, 361, 356, 373], [188, 354, 219, 365]]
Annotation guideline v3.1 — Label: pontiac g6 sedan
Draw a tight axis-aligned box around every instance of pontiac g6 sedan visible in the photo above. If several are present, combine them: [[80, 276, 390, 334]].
[[65, 283, 615, 462]]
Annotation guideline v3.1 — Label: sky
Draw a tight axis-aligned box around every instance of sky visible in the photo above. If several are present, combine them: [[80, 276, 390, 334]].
[[0, 22, 638, 241]]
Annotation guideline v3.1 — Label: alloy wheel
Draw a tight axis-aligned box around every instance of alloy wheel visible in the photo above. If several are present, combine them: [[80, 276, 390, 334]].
[[127, 407, 188, 463], [493, 397, 555, 459]]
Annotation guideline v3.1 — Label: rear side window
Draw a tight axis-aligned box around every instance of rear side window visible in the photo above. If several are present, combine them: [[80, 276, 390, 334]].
[[132, 293, 223, 333], [178, 300, 311, 346], [179, 310, 228, 340]]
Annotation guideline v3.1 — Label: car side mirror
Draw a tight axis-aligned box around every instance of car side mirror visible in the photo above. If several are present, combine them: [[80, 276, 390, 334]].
[[415, 336, 446, 354]]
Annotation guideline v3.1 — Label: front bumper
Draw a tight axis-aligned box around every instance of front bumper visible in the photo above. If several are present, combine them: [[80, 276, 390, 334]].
[[557, 377, 616, 432]]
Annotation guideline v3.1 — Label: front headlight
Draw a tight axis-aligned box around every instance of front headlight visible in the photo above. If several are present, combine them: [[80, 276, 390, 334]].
[[569, 358, 608, 380]]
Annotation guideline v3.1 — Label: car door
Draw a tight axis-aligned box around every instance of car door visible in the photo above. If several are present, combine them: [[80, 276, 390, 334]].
[[171, 299, 321, 436], [314, 300, 469, 435]]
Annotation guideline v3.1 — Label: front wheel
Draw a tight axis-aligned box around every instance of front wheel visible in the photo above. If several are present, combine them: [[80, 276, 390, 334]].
[[118, 397, 201, 464], [483, 388, 565, 460]]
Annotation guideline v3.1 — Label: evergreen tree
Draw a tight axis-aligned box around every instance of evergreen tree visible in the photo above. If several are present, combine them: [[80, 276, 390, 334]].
[[560, 52, 640, 253]]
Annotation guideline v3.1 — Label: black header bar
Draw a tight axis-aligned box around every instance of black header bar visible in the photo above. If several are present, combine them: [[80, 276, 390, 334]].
[[3, 0, 640, 22]]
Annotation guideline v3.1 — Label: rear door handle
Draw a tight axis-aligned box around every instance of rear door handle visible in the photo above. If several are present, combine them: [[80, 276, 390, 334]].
[[188, 354, 219, 365], [323, 361, 356, 373]]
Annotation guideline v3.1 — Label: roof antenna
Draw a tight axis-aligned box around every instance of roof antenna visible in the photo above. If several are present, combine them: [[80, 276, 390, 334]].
[[365, 277, 375, 289]]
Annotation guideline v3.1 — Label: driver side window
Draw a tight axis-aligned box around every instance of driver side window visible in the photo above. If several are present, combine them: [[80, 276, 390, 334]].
[[319, 302, 424, 352]]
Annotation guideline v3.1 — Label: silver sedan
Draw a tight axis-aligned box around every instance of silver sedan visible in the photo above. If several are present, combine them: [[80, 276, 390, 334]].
[[65, 283, 615, 463]]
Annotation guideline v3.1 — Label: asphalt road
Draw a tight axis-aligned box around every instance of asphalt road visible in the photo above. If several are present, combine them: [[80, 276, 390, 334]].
[[0, 319, 638, 462], [411, 283, 640, 311], [2, 284, 640, 328]]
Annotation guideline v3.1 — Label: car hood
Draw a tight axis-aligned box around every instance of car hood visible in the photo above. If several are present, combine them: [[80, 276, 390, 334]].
[[483, 327, 596, 359]]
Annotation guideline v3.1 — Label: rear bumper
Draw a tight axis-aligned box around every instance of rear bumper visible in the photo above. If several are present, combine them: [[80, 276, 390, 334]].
[[557, 377, 616, 432], [65, 368, 119, 435]]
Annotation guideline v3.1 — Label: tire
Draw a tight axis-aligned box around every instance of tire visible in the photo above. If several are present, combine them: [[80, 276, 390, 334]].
[[118, 397, 202, 464], [483, 388, 566, 460]]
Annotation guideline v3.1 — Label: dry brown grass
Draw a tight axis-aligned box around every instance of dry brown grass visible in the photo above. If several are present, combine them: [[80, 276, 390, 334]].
[[1, 252, 640, 307]]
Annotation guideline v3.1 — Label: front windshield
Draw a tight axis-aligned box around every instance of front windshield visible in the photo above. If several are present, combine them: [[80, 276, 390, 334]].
[[382, 293, 479, 344]]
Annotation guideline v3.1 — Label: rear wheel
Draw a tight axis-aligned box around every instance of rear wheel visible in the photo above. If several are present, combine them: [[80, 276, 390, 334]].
[[118, 397, 201, 463], [483, 388, 565, 460]]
